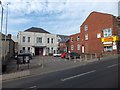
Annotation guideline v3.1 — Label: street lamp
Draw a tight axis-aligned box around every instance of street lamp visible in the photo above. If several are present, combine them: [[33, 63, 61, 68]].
[[4, 3, 8, 62], [0, 0, 4, 66]]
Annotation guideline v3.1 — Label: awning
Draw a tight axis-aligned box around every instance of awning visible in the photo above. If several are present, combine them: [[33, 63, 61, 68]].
[[103, 44, 112, 46]]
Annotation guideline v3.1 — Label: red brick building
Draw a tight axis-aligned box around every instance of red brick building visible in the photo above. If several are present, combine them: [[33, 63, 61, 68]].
[[59, 40, 69, 53], [69, 33, 81, 53], [69, 11, 120, 55]]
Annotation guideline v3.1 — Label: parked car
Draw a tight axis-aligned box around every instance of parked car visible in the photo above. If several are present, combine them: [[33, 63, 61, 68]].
[[61, 52, 80, 59], [66, 52, 80, 59], [53, 53, 61, 57], [60, 52, 67, 58]]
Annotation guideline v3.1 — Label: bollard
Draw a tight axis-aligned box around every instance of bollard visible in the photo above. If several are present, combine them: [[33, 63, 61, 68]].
[[42, 56, 44, 68], [85, 55, 87, 61], [80, 56, 82, 62], [74, 56, 77, 63], [69, 55, 71, 61], [90, 54, 93, 60]]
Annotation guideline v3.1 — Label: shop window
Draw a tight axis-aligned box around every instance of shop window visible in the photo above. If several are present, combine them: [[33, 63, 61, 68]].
[[104, 46, 112, 52]]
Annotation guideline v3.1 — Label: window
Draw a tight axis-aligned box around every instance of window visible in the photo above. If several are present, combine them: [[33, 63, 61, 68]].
[[97, 33, 101, 38], [28, 47, 30, 52], [85, 34, 88, 40], [71, 45, 74, 50], [103, 28, 112, 37], [51, 47, 53, 53], [77, 36, 80, 41], [28, 37, 30, 42], [36, 37, 42, 43], [84, 25, 88, 31], [104, 46, 112, 52], [47, 38, 50, 43], [22, 47, 25, 53], [47, 47, 50, 53], [51, 38, 54, 43], [77, 44, 80, 50], [23, 36, 25, 42], [71, 37, 73, 42]]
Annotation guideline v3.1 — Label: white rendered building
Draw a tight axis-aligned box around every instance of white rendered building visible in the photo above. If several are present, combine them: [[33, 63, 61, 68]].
[[17, 27, 59, 56]]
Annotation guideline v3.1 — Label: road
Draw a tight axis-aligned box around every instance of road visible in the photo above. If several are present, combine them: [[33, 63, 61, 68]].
[[2, 57, 119, 89]]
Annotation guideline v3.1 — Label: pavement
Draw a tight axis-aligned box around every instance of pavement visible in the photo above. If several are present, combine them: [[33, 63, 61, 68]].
[[1, 54, 119, 81], [2, 55, 119, 88]]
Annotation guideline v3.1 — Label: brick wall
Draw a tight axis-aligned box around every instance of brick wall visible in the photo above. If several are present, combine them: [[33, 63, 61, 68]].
[[69, 11, 119, 55]]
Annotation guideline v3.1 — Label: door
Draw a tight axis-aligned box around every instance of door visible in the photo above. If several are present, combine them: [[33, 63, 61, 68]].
[[39, 48, 43, 55], [82, 45, 85, 53]]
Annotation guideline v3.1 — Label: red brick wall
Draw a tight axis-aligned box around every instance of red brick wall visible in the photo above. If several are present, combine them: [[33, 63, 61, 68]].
[[69, 33, 81, 54], [69, 12, 119, 54]]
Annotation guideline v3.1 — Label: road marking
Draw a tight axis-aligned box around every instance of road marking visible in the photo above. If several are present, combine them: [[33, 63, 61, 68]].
[[21, 86, 37, 90], [29, 86, 37, 88], [106, 64, 118, 68], [61, 70, 96, 82]]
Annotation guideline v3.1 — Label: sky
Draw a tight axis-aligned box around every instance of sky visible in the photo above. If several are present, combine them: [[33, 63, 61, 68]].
[[0, 0, 119, 36]]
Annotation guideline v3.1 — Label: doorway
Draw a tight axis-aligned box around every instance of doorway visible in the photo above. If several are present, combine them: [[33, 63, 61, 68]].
[[35, 47, 43, 55], [82, 45, 85, 53]]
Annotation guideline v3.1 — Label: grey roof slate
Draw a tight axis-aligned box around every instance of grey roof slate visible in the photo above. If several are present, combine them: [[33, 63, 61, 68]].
[[24, 27, 50, 34]]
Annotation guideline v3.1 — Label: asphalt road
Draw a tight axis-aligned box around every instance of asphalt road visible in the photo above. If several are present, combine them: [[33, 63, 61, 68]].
[[2, 57, 119, 89]]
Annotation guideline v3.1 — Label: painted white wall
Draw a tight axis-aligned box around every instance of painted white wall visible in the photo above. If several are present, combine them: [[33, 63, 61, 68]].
[[18, 31, 59, 55]]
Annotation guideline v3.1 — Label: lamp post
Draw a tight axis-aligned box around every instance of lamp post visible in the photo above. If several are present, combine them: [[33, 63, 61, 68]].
[[0, 1, 4, 68], [4, 3, 8, 62]]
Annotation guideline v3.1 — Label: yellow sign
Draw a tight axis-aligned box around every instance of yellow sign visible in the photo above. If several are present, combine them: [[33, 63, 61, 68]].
[[101, 36, 120, 42]]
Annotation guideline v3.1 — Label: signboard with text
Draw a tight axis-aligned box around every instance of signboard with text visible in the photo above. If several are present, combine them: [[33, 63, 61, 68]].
[[101, 36, 120, 42]]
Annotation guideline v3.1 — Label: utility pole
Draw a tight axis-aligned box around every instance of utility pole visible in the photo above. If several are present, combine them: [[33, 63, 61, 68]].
[[0, 0, 3, 60], [4, 3, 8, 62]]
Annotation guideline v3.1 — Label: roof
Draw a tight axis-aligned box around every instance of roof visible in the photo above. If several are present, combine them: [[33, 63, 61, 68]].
[[80, 11, 114, 27], [24, 27, 50, 34], [70, 33, 80, 37], [57, 35, 69, 43]]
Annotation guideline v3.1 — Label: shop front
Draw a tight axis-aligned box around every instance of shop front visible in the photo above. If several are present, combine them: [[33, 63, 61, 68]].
[[101, 36, 120, 54]]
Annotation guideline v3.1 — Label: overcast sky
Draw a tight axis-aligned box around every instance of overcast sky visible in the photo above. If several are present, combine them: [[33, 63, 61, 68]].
[[0, 0, 119, 36]]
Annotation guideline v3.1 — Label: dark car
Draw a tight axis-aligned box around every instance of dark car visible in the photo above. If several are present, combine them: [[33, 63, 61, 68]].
[[65, 52, 80, 59]]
